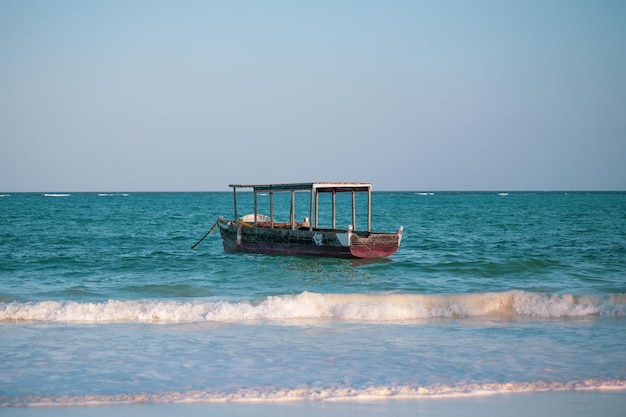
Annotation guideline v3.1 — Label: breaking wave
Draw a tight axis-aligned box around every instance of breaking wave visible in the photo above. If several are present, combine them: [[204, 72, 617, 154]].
[[97, 193, 129, 196], [1, 291, 625, 323], [2, 379, 625, 407]]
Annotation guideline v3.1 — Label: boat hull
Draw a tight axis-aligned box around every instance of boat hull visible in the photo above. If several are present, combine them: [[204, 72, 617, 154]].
[[218, 220, 401, 259]]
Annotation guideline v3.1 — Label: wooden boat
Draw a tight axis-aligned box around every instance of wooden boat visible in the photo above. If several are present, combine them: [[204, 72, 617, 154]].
[[216, 182, 403, 259]]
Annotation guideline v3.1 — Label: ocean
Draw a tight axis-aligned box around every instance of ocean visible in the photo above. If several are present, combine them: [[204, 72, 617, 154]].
[[1, 191, 625, 408]]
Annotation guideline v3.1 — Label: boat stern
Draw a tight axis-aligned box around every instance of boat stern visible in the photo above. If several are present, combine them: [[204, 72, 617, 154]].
[[348, 226, 403, 258]]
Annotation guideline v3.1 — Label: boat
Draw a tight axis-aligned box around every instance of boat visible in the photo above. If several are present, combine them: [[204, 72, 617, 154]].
[[215, 182, 403, 259]]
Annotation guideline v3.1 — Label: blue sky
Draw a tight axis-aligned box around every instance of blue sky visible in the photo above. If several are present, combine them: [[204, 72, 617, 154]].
[[1, 0, 625, 191]]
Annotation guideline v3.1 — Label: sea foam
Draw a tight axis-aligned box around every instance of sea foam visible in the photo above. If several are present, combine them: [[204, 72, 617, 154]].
[[1, 291, 624, 323], [2, 379, 625, 407]]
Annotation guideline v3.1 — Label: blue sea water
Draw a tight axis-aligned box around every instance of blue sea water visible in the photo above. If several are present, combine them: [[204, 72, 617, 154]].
[[1, 191, 625, 407]]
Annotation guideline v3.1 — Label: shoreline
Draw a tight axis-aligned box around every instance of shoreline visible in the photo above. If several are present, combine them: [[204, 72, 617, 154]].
[[4, 381, 626, 407], [3, 391, 626, 417]]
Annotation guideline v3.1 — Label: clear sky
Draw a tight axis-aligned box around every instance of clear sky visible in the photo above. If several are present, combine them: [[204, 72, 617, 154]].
[[1, 0, 625, 192]]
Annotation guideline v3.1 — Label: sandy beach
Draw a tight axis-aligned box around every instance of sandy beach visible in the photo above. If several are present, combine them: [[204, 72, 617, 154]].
[[3, 391, 625, 417]]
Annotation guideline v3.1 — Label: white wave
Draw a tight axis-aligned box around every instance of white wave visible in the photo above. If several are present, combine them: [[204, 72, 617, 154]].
[[2, 379, 625, 406], [1, 291, 624, 324], [97, 193, 129, 196], [42, 193, 70, 197], [0, 194, 10, 197], [510, 292, 626, 317]]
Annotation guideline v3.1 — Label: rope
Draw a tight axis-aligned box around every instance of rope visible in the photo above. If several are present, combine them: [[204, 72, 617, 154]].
[[190, 220, 219, 249]]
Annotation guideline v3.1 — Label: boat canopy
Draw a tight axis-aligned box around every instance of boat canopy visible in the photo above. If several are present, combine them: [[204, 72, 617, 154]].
[[228, 182, 373, 231], [228, 182, 372, 193]]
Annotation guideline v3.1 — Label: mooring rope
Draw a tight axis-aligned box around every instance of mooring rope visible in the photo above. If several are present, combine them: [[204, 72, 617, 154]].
[[190, 220, 219, 249]]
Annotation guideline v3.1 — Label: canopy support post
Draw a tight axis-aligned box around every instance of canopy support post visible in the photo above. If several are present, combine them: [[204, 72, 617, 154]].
[[309, 189, 314, 231], [290, 190, 295, 230], [332, 190, 336, 229], [351, 190, 356, 230], [233, 187, 238, 221], [270, 191, 274, 228], [367, 187, 371, 232]]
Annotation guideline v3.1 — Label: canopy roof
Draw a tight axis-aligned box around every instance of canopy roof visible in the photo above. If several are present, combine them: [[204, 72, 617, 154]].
[[229, 182, 372, 193]]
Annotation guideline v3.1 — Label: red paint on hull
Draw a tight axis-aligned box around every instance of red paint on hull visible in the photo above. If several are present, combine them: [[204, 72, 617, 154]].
[[348, 244, 399, 259]]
